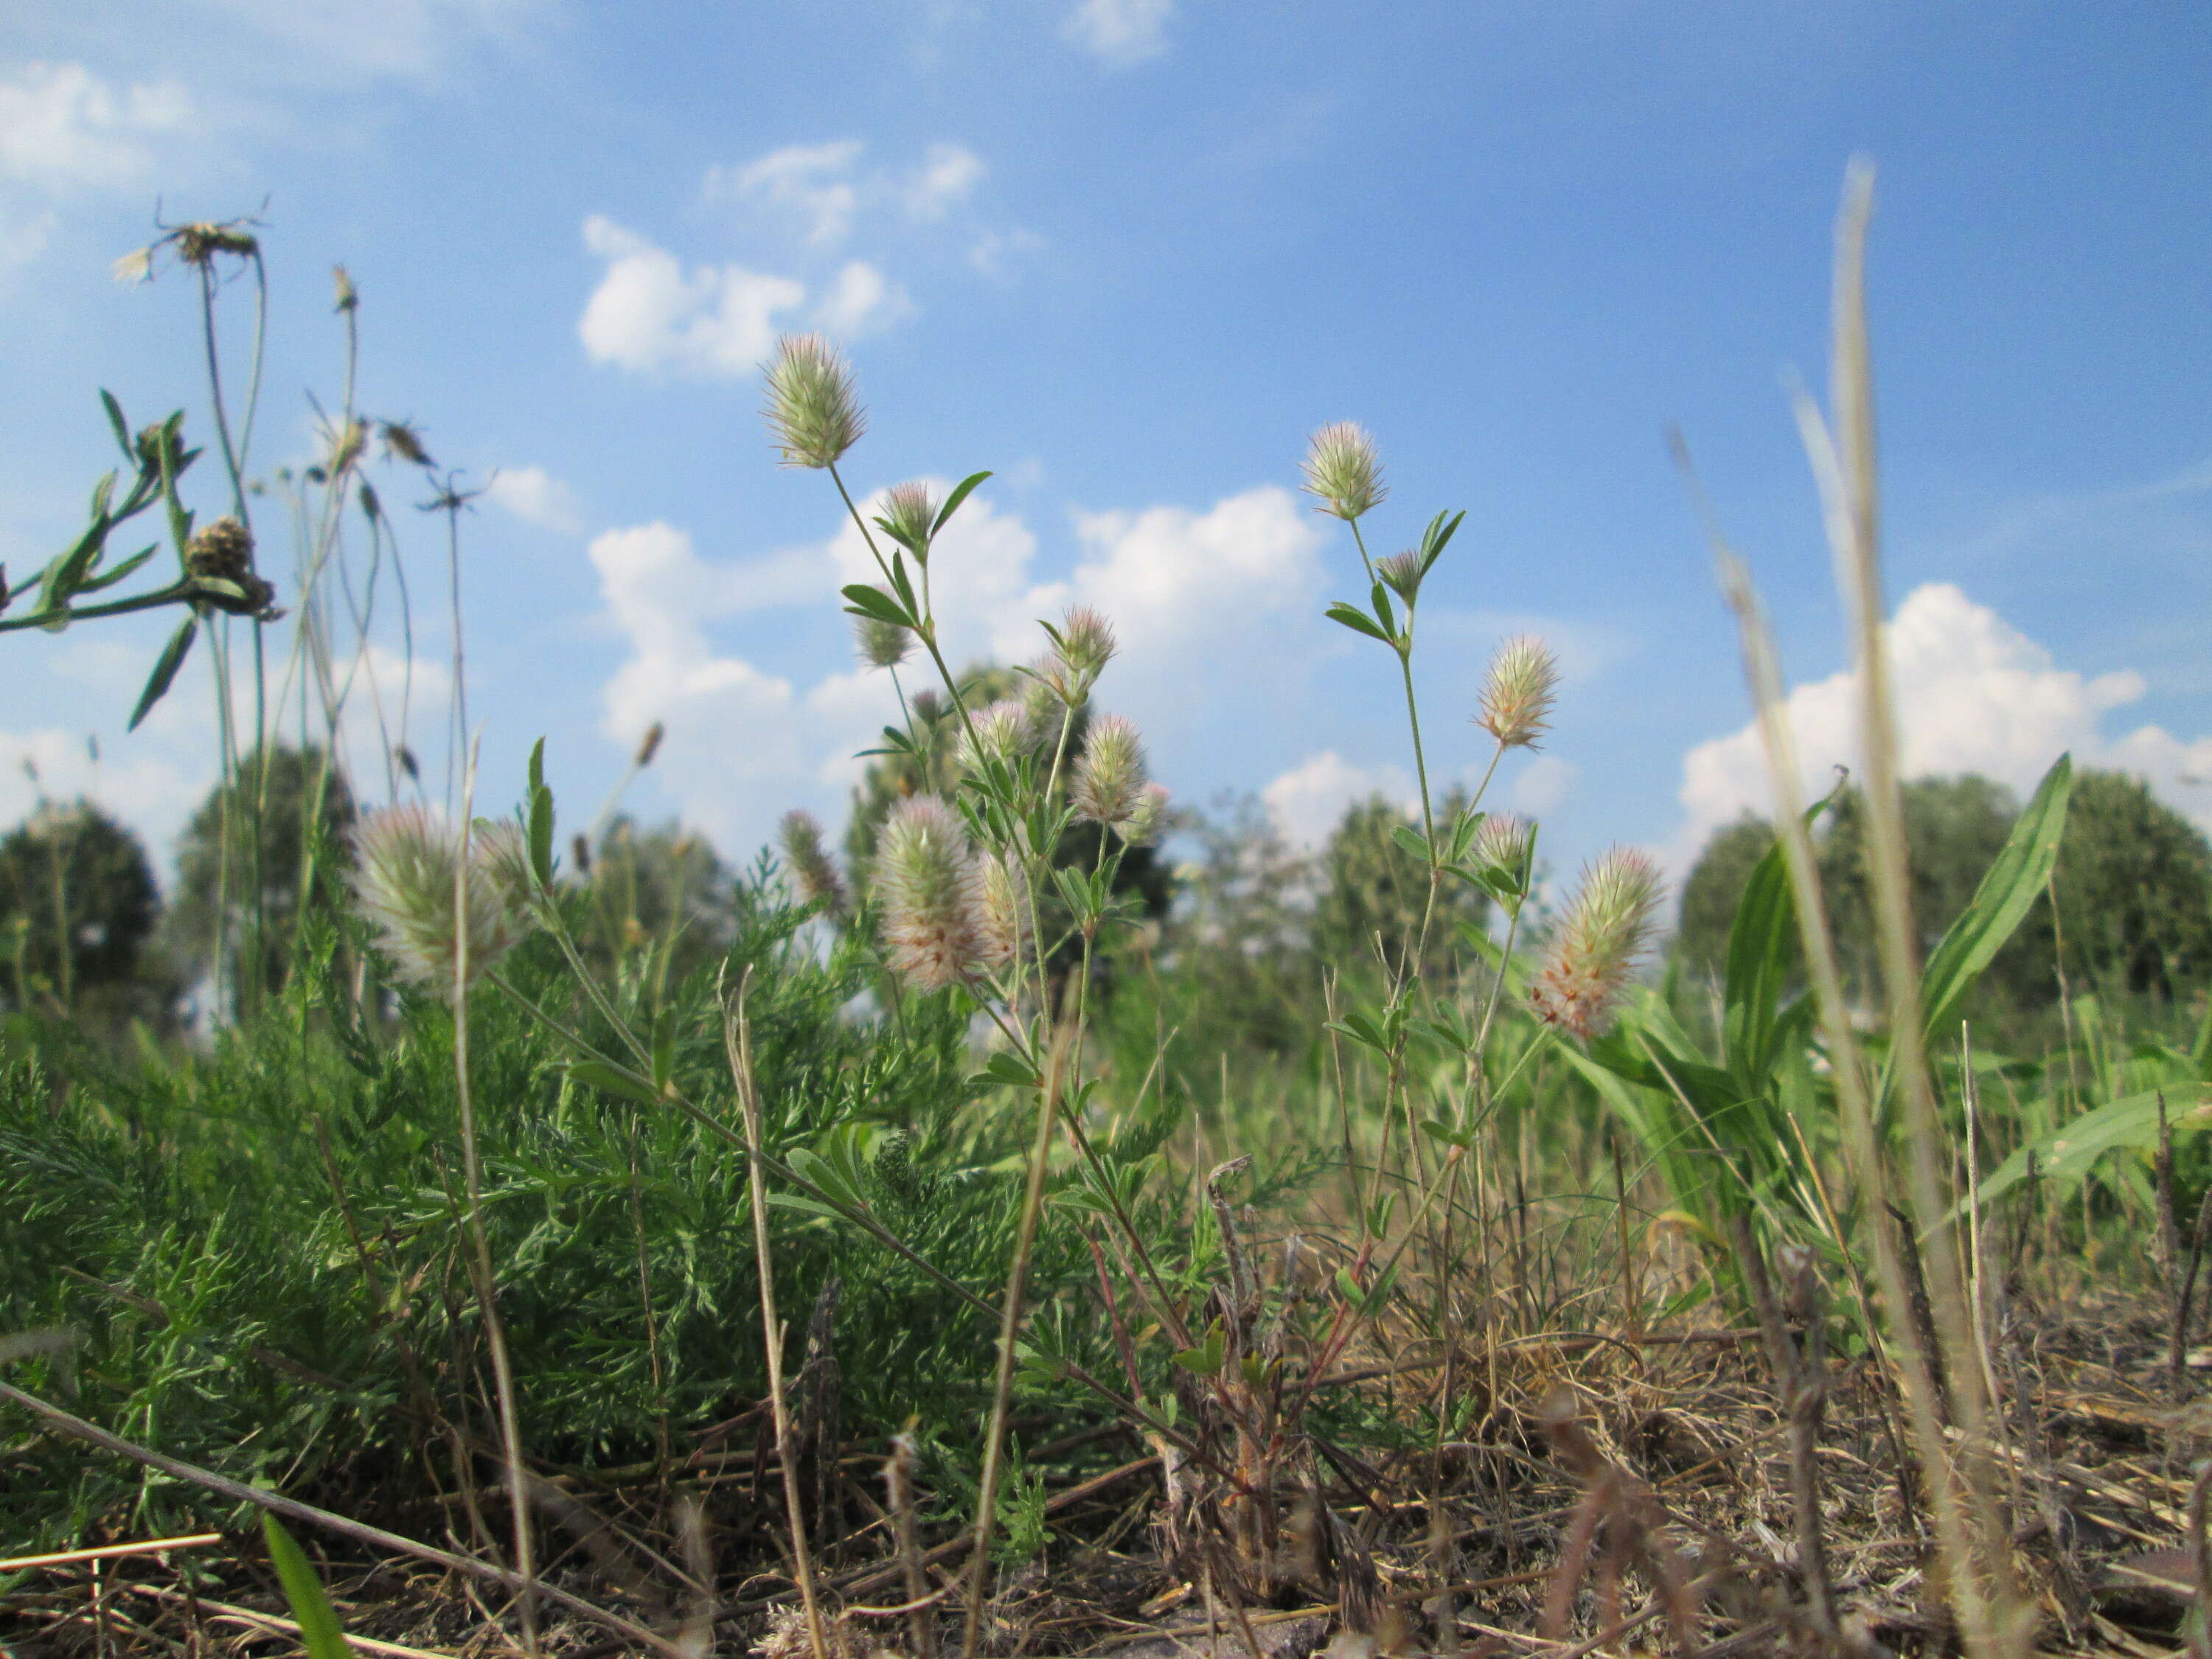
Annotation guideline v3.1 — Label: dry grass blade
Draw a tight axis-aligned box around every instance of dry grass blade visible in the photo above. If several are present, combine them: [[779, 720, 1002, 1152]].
[[723, 963, 831, 1659], [1792, 158, 2034, 1658]]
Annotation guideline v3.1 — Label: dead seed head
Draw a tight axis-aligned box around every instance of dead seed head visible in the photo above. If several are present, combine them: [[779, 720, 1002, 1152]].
[[874, 795, 986, 992], [352, 806, 535, 996], [1528, 846, 1663, 1041], [762, 332, 866, 470], [633, 721, 665, 769], [332, 264, 357, 312], [1476, 634, 1561, 749], [854, 613, 914, 670], [184, 518, 279, 618], [378, 420, 434, 470], [778, 809, 848, 917], [1070, 713, 1147, 827], [1301, 421, 1387, 521]]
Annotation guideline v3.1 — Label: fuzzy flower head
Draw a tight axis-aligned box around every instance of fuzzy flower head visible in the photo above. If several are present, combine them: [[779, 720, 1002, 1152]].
[[874, 796, 985, 992], [1120, 782, 1170, 846], [1377, 549, 1425, 605], [1046, 603, 1118, 700], [1470, 813, 1532, 880], [876, 481, 941, 561], [1475, 635, 1561, 750], [975, 853, 1026, 972], [762, 333, 866, 469], [854, 613, 913, 670], [958, 698, 1035, 774], [1301, 422, 1387, 522], [1528, 847, 1663, 1042], [353, 806, 533, 995], [1070, 714, 1147, 827], [779, 810, 848, 918]]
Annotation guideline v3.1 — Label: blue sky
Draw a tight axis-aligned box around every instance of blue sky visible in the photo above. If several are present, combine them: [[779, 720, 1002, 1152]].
[[3, 0, 2209, 897]]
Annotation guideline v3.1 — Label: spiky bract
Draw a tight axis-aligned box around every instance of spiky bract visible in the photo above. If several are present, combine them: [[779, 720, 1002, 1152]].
[[779, 810, 848, 917], [353, 806, 532, 995], [1476, 635, 1561, 749], [976, 854, 1026, 971], [959, 698, 1035, 774], [1070, 714, 1147, 826], [854, 613, 914, 670], [1470, 813, 1531, 877], [762, 333, 866, 469], [1528, 847, 1663, 1041], [874, 796, 985, 992], [1300, 422, 1387, 521], [877, 481, 941, 560], [1120, 782, 1171, 846]]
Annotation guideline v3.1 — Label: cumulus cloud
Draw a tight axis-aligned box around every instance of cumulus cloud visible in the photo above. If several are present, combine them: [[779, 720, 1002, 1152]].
[[484, 465, 582, 535], [813, 260, 910, 337], [1262, 752, 1416, 849], [0, 62, 193, 193], [586, 482, 1333, 858], [192, 0, 535, 81], [1672, 581, 2212, 868], [905, 143, 985, 219], [578, 215, 805, 377], [706, 140, 866, 246], [705, 139, 991, 243], [1063, 0, 1177, 66]]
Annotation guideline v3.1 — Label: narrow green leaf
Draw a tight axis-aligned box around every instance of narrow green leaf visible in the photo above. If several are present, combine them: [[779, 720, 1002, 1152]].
[[1419, 508, 1465, 575], [74, 545, 157, 594], [841, 582, 916, 629], [261, 1517, 352, 1659], [565, 1059, 661, 1105], [933, 470, 992, 533], [1919, 752, 2073, 1041], [100, 391, 133, 463], [1324, 601, 1391, 644], [1389, 823, 1430, 865], [128, 616, 198, 731]]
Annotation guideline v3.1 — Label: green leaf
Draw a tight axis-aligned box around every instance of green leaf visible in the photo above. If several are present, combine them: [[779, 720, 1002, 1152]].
[[261, 1517, 352, 1659], [565, 1059, 661, 1105], [526, 739, 555, 888], [1324, 601, 1392, 644], [841, 582, 916, 629], [888, 549, 922, 617], [934, 470, 992, 533], [1389, 822, 1430, 865], [100, 390, 133, 463], [1919, 753, 2073, 1042], [764, 1192, 844, 1221], [1720, 833, 1797, 1086], [128, 615, 198, 731], [1370, 581, 1398, 639], [973, 1051, 1043, 1090], [74, 545, 156, 594], [1417, 508, 1465, 576], [1975, 1087, 2208, 1206]]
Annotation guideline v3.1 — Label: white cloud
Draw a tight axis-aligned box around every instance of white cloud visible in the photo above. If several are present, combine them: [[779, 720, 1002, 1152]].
[[1062, 0, 1177, 66], [578, 215, 805, 378], [813, 260, 911, 337], [1510, 755, 1577, 818], [587, 482, 1335, 858], [0, 62, 192, 194], [485, 465, 582, 535], [706, 140, 866, 246], [905, 143, 984, 218], [1673, 580, 2212, 868], [1262, 751, 1415, 849]]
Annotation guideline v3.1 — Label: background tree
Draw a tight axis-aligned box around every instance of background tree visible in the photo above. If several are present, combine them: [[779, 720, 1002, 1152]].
[[573, 815, 739, 984], [1312, 790, 1487, 982], [0, 799, 166, 1019], [2050, 768, 2212, 998], [1674, 815, 1775, 982], [166, 745, 355, 1009], [1673, 775, 2035, 1004]]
